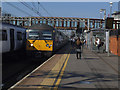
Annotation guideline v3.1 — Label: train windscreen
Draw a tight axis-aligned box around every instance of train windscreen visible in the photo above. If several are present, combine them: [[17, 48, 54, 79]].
[[41, 30, 52, 40], [28, 30, 41, 40], [28, 30, 52, 40]]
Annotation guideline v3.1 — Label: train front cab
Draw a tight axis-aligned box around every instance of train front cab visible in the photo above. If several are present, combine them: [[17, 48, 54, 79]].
[[26, 29, 55, 57]]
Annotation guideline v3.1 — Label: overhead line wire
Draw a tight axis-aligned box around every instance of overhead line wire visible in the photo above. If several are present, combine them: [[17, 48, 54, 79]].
[[4, 2, 32, 17], [19, 1, 42, 17], [38, 2, 53, 17], [32, 2, 37, 11], [37, 2, 54, 26], [4, 0, 54, 26], [20, 1, 54, 25]]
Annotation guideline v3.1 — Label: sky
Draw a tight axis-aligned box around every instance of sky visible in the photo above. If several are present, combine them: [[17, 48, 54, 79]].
[[1, 2, 119, 19]]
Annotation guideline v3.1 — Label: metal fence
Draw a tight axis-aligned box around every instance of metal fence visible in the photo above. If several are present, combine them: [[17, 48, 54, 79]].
[[86, 28, 109, 53]]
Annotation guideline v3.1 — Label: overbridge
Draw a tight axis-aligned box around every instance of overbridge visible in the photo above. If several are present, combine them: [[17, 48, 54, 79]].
[[2, 16, 120, 30]]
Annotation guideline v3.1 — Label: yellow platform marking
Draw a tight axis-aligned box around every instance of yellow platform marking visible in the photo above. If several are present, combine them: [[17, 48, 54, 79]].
[[53, 54, 70, 90], [9, 54, 56, 89], [38, 54, 70, 89]]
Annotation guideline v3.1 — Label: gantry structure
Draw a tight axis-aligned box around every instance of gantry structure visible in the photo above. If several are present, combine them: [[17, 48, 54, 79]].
[[2, 16, 120, 30]]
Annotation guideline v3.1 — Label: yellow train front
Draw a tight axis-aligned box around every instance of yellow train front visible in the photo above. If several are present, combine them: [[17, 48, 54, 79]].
[[26, 23, 69, 57]]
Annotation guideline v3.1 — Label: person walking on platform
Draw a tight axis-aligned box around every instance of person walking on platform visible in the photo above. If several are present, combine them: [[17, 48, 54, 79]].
[[95, 37, 101, 53], [76, 37, 82, 59]]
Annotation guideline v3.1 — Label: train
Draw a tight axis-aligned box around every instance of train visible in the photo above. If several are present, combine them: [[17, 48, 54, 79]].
[[26, 23, 69, 57], [0, 22, 26, 53]]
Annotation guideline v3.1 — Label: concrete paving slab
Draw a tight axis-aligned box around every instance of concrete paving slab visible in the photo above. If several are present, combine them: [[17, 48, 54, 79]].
[[59, 47, 118, 89]]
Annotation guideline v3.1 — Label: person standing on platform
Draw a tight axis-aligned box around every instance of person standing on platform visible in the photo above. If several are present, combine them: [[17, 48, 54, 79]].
[[72, 37, 75, 47], [95, 37, 101, 53], [76, 37, 82, 59], [83, 39, 86, 45]]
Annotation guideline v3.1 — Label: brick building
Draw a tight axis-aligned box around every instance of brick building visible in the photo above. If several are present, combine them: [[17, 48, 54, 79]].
[[109, 30, 120, 56], [110, 7, 120, 56]]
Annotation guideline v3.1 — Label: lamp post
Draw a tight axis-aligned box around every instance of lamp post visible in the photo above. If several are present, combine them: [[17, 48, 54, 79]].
[[100, 9, 106, 20], [109, 2, 113, 17], [100, 9, 102, 19]]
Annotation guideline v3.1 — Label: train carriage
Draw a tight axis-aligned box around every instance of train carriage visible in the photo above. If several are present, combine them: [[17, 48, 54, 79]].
[[0, 22, 26, 53], [26, 23, 69, 57]]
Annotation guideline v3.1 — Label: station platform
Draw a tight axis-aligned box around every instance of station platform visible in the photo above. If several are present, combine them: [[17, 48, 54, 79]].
[[9, 43, 119, 90]]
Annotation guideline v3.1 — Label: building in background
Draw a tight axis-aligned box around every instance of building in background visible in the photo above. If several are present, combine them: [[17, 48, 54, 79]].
[[112, 11, 120, 20], [111, 1, 120, 20], [109, 1, 120, 56]]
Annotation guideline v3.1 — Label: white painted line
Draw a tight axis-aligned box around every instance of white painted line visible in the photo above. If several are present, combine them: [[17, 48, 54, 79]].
[[9, 54, 56, 90]]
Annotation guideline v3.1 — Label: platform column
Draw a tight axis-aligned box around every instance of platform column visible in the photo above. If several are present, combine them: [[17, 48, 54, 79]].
[[96, 20, 98, 28], [22, 20, 25, 27], [92, 20, 95, 28], [31, 18, 32, 26], [115, 21, 117, 29], [77, 21, 80, 28], [42, 18, 44, 24], [73, 20, 75, 28], [54, 19, 56, 28], [66, 19, 67, 28], [100, 20, 102, 28], [70, 20, 72, 29], [38, 19, 40, 23], [88, 19, 90, 31], [85, 19, 88, 30], [46, 19, 48, 25], [62, 19, 64, 28], [118, 23, 120, 29], [58, 19, 60, 27], [15, 20, 17, 26]]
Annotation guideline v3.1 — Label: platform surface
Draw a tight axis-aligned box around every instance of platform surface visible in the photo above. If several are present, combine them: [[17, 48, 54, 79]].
[[10, 43, 119, 90]]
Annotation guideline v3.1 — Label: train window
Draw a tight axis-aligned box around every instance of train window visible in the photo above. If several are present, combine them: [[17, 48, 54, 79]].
[[0, 30, 7, 41], [28, 30, 41, 40], [17, 32, 22, 40], [41, 30, 52, 40]]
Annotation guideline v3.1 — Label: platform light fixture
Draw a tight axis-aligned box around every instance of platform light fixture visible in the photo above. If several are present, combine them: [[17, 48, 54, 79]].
[[100, 9, 106, 20], [109, 2, 113, 17], [100, 9, 102, 19]]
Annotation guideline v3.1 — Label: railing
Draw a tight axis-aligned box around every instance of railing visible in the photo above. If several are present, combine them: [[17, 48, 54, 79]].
[[2, 16, 105, 30]]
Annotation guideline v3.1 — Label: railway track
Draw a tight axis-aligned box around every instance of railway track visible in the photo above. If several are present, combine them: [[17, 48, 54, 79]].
[[2, 43, 70, 89], [2, 53, 48, 89]]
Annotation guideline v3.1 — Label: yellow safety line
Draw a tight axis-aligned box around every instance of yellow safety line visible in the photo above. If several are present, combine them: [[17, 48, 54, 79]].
[[53, 54, 70, 90], [37, 54, 68, 89]]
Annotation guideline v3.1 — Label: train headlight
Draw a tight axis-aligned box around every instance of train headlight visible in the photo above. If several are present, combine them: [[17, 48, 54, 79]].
[[46, 44, 49, 47], [31, 44, 33, 46], [50, 45, 52, 47]]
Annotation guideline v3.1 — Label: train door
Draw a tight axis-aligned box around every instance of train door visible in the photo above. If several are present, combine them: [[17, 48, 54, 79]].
[[10, 29, 15, 51]]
